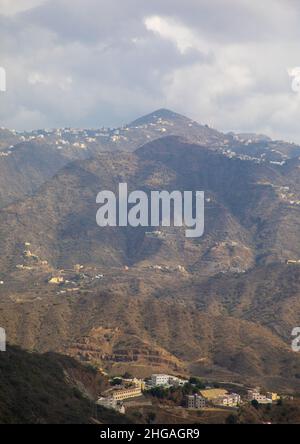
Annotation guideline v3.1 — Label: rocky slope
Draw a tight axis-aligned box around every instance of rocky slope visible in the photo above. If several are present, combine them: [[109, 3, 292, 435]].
[[1, 108, 300, 209], [1, 136, 300, 274], [1, 110, 300, 392]]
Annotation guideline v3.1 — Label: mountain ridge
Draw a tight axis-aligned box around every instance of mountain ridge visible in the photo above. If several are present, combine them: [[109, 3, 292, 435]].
[[1, 111, 300, 392]]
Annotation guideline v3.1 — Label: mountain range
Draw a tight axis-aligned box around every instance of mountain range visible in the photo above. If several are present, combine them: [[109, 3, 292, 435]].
[[1, 109, 300, 392]]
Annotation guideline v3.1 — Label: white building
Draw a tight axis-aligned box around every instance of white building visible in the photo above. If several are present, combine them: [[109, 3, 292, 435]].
[[150, 374, 187, 387], [213, 393, 241, 407], [151, 374, 170, 386], [247, 389, 272, 404]]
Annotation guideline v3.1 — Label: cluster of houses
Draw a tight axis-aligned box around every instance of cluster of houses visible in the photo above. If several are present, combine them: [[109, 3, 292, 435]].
[[47, 265, 105, 294], [15, 242, 49, 271], [272, 184, 300, 206], [8, 127, 114, 151], [220, 147, 265, 164], [186, 387, 280, 411], [186, 389, 241, 409], [95, 372, 283, 415], [96, 374, 188, 415], [219, 145, 289, 167], [257, 185, 300, 259], [247, 388, 279, 404], [11, 124, 135, 149]]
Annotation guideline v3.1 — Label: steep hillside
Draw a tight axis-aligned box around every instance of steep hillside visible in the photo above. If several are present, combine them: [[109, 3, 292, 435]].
[[0, 140, 253, 274], [1, 108, 300, 209], [0, 129, 23, 151], [0, 345, 131, 424], [1, 112, 300, 394], [0, 266, 300, 391], [0, 140, 92, 209], [1, 136, 300, 275], [0, 108, 227, 208]]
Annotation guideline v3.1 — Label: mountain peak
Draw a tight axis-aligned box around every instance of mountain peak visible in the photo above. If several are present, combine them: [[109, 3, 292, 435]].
[[129, 108, 191, 127]]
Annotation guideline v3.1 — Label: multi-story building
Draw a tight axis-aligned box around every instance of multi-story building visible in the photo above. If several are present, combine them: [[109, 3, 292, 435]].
[[150, 374, 187, 387], [213, 393, 241, 407], [247, 389, 272, 404], [151, 374, 171, 386], [186, 394, 206, 409], [112, 386, 142, 401]]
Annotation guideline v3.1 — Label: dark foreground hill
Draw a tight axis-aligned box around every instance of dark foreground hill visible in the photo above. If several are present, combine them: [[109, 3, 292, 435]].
[[0, 346, 130, 424]]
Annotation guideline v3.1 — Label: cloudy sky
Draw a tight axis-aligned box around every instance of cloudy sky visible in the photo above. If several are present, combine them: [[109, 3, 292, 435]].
[[1, 0, 300, 142]]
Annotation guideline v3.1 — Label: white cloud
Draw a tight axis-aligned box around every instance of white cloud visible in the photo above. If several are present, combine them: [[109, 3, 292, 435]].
[[28, 72, 73, 91], [0, 0, 46, 16], [1, 0, 300, 142], [144, 15, 208, 55]]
